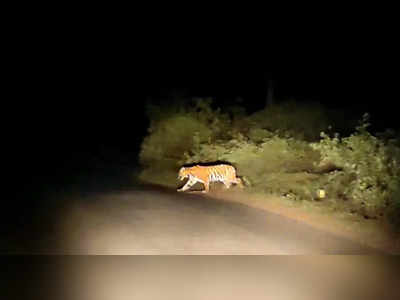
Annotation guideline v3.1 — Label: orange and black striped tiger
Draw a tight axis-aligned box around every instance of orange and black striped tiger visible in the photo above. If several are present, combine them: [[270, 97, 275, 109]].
[[177, 164, 243, 193]]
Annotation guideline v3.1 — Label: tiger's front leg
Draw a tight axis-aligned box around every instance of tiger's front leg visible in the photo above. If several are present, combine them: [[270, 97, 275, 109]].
[[177, 176, 196, 192]]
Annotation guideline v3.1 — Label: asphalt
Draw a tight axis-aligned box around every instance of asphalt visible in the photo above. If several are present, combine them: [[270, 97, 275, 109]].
[[6, 184, 384, 254], [5, 184, 399, 300]]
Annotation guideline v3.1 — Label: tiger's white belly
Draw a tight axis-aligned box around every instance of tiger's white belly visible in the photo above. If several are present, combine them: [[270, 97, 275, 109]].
[[189, 174, 227, 184], [209, 173, 226, 183]]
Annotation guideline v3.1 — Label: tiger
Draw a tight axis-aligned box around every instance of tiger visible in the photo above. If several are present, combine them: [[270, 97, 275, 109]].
[[177, 164, 244, 193]]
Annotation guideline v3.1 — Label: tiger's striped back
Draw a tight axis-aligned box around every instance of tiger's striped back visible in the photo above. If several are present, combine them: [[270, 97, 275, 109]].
[[177, 164, 243, 193]]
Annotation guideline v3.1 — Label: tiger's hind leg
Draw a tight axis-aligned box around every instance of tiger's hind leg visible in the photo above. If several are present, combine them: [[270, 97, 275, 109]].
[[234, 177, 244, 188], [202, 181, 210, 193], [223, 181, 232, 189]]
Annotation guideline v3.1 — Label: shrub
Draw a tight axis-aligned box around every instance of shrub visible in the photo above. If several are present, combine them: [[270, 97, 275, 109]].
[[244, 100, 331, 141], [310, 113, 400, 218], [139, 98, 232, 184], [180, 132, 320, 193], [140, 115, 212, 167], [138, 97, 400, 228]]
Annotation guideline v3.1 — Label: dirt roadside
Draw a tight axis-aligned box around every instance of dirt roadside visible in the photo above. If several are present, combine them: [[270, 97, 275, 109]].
[[206, 189, 400, 254]]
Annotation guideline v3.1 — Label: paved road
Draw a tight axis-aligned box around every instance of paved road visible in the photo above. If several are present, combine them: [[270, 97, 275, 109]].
[[13, 185, 383, 254], [6, 185, 399, 299]]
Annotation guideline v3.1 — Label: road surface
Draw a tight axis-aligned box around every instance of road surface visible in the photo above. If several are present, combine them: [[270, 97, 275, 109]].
[[7, 185, 384, 254], [6, 185, 400, 300]]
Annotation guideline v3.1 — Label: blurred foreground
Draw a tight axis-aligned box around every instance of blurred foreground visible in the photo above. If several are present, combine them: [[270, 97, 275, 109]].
[[5, 256, 399, 300]]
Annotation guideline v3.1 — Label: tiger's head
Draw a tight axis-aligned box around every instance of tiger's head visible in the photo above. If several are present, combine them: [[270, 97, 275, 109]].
[[178, 167, 189, 181]]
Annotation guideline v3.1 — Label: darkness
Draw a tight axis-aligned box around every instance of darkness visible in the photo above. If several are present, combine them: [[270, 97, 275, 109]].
[[4, 22, 400, 300], [5, 39, 398, 243], [12, 65, 398, 184]]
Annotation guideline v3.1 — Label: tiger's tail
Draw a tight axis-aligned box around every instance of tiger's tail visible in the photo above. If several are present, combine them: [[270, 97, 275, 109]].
[[235, 177, 244, 188], [239, 176, 251, 187]]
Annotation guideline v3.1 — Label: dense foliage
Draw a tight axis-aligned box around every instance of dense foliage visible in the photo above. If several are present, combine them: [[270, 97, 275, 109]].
[[310, 114, 400, 218], [138, 98, 400, 227]]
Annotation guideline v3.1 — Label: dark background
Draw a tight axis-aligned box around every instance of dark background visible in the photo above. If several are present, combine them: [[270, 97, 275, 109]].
[[5, 19, 396, 197], [11, 61, 397, 182], [20, 66, 396, 161], [4, 38, 397, 237]]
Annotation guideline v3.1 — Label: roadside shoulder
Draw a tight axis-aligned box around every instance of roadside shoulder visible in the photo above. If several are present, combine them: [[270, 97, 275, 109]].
[[207, 190, 400, 254]]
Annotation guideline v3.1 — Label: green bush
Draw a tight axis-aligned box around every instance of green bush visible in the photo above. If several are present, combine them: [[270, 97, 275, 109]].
[[138, 97, 400, 227], [244, 100, 331, 141], [310, 114, 400, 218], [139, 98, 232, 184], [140, 115, 212, 166], [180, 132, 320, 193]]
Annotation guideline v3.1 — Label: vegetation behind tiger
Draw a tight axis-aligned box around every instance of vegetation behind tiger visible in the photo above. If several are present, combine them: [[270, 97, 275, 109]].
[[138, 97, 400, 230]]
